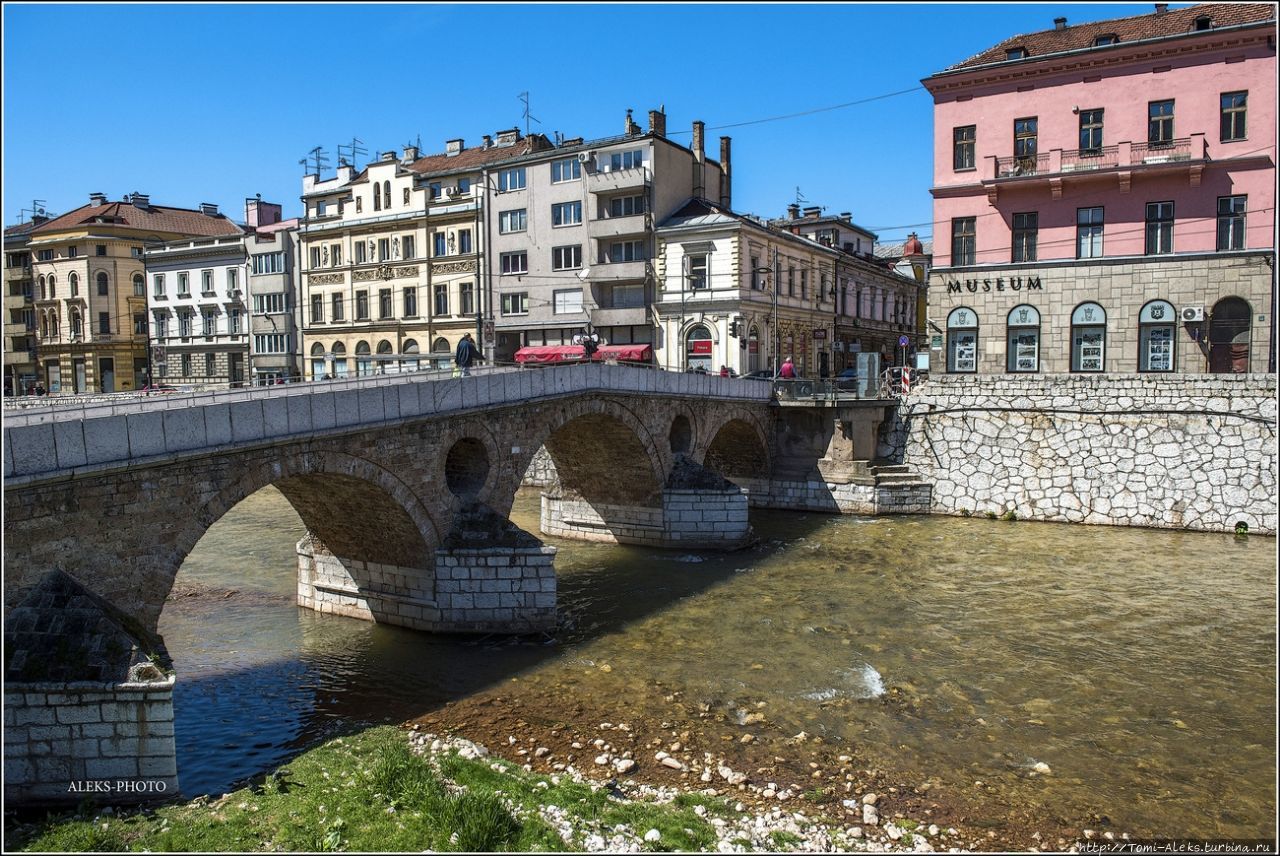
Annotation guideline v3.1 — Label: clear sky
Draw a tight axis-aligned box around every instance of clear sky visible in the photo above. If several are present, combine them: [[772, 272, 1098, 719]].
[[3, 2, 1186, 244]]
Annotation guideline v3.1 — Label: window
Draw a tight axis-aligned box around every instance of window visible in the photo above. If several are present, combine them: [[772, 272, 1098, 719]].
[[1217, 196, 1246, 250], [953, 125, 976, 170], [501, 292, 528, 315], [254, 293, 286, 314], [611, 283, 645, 308], [316, 200, 328, 218], [1138, 300, 1175, 372], [457, 178, 471, 195], [309, 247, 322, 268], [1006, 305, 1041, 373], [254, 334, 287, 354], [1193, 14, 1213, 31], [433, 233, 447, 257], [434, 283, 449, 316], [202, 270, 215, 294], [355, 242, 367, 264], [501, 251, 528, 275], [378, 238, 390, 261], [1221, 91, 1247, 141], [331, 292, 345, 321], [330, 244, 342, 266], [498, 167, 526, 192], [552, 201, 582, 227], [499, 209, 527, 233], [226, 267, 238, 293], [607, 240, 645, 263], [946, 307, 978, 373], [98, 312, 111, 335], [134, 313, 147, 336], [787, 265, 795, 297], [203, 353, 215, 376], [553, 289, 584, 314], [459, 282, 474, 316], [311, 294, 324, 323], [182, 354, 192, 377], [429, 182, 442, 200], [1145, 202, 1174, 255], [609, 195, 646, 217], [68, 246, 79, 259], [552, 245, 582, 270], [379, 288, 393, 319], [1148, 100, 1174, 145], [70, 273, 80, 297], [1071, 302, 1106, 372], [202, 310, 216, 337], [1093, 33, 1119, 46], [800, 269, 809, 300], [373, 185, 382, 211], [384, 181, 391, 207], [1078, 109, 1104, 153], [1006, 46, 1027, 60], [97, 272, 109, 296], [179, 312, 193, 338], [1012, 212, 1038, 262], [551, 158, 581, 183], [609, 150, 645, 171], [154, 312, 168, 339], [458, 229, 472, 254], [403, 286, 418, 317], [750, 255, 762, 290], [356, 290, 369, 320], [403, 235, 416, 260], [951, 217, 976, 266], [1076, 207, 1104, 258], [95, 244, 107, 257], [37, 248, 53, 262], [251, 252, 285, 274], [1014, 117, 1038, 169], [131, 246, 143, 258], [687, 253, 708, 290]]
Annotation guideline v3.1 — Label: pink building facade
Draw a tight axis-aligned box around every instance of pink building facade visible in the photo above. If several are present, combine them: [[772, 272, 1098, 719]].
[[924, 3, 1276, 374]]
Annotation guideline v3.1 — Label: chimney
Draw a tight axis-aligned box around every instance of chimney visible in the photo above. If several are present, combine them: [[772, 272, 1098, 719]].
[[692, 120, 705, 199], [1154, 3, 1167, 13], [482, 135, 493, 149], [787, 203, 801, 220], [624, 108, 640, 136], [445, 139, 464, 156], [495, 128, 520, 146], [840, 212, 852, 220], [403, 145, 419, 162], [89, 192, 107, 206], [381, 151, 397, 162], [1054, 16, 1067, 29], [131, 193, 150, 208], [803, 206, 822, 219], [719, 136, 732, 209], [199, 202, 219, 217], [648, 108, 667, 137]]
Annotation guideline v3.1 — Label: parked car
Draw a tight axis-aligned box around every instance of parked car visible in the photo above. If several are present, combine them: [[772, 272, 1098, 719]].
[[140, 384, 178, 394], [834, 368, 861, 392]]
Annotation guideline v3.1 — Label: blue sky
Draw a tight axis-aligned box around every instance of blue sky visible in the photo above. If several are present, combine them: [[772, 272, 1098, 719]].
[[3, 3, 1182, 243]]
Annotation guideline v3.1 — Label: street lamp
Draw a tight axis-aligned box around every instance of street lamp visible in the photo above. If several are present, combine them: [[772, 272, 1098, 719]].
[[750, 265, 775, 374]]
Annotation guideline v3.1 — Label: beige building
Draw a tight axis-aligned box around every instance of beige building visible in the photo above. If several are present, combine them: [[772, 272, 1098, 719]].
[[29, 193, 242, 394], [4, 216, 42, 394], [299, 133, 551, 379]]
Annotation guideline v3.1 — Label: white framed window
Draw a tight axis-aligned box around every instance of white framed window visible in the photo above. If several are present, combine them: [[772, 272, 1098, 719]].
[[501, 292, 528, 315], [1076, 207, 1104, 259], [498, 167, 526, 192], [177, 272, 190, 296], [552, 201, 582, 227], [202, 309, 217, 336], [178, 311, 193, 338], [607, 240, 645, 263], [254, 293, 287, 314], [331, 292, 345, 321], [226, 267, 239, 292], [686, 253, 708, 290], [252, 252, 285, 274], [1006, 304, 1041, 373], [154, 312, 169, 339], [1070, 302, 1107, 372], [201, 270, 215, 295], [153, 274, 165, 298], [459, 282, 474, 316], [551, 158, 581, 183], [501, 251, 528, 275], [229, 308, 242, 335], [609, 149, 645, 171], [552, 245, 582, 271], [608, 195, 646, 217], [553, 288, 584, 314], [253, 333, 288, 354], [1139, 300, 1175, 372], [947, 307, 978, 373], [204, 353, 216, 376], [434, 283, 449, 316], [330, 243, 342, 266], [499, 209, 527, 234]]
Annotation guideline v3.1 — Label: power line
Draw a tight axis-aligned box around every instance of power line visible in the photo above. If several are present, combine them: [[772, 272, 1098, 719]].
[[664, 87, 926, 134]]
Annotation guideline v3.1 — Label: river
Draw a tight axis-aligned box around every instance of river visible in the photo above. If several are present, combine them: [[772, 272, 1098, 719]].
[[158, 485, 1276, 840]]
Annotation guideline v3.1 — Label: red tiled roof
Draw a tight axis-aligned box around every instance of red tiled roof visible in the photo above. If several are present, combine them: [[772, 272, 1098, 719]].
[[4, 220, 45, 238], [406, 136, 555, 177], [31, 201, 243, 238], [942, 3, 1276, 72]]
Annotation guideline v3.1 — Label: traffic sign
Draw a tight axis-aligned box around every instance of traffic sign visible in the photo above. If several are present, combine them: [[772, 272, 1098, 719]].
[[898, 335, 910, 347]]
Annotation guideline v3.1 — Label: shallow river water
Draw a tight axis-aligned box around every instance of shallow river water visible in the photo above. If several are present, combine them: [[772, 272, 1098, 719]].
[[159, 486, 1276, 839]]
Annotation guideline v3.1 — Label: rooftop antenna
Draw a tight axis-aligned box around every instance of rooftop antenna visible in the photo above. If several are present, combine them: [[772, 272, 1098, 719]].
[[302, 145, 330, 177], [337, 137, 367, 169], [518, 91, 541, 138], [20, 199, 49, 222], [795, 187, 809, 206]]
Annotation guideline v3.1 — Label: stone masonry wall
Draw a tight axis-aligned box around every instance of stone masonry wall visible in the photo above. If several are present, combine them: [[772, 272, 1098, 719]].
[[296, 537, 438, 629], [4, 677, 178, 805], [522, 447, 558, 487], [877, 374, 1277, 534], [434, 546, 557, 633], [540, 494, 664, 543], [662, 488, 751, 547], [736, 478, 932, 516]]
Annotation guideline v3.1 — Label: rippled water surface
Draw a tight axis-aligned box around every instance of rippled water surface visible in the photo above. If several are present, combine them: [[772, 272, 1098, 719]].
[[159, 486, 1276, 837]]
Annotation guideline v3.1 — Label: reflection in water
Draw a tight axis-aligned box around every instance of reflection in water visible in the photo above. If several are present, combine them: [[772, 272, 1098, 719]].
[[159, 486, 1276, 837]]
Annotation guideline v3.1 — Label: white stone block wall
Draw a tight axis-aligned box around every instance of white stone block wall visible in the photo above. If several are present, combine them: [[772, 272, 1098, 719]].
[[877, 374, 1277, 534], [738, 477, 931, 516], [540, 490, 751, 548], [521, 446, 558, 487], [662, 488, 751, 547], [540, 494, 665, 543], [4, 677, 178, 805], [296, 537, 442, 629], [433, 546, 557, 633]]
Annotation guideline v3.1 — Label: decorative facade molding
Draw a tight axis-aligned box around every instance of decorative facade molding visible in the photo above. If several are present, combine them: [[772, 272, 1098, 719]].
[[309, 273, 344, 285], [432, 260, 476, 275]]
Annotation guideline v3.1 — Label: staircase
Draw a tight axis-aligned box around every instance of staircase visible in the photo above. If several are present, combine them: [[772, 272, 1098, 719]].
[[868, 461, 933, 514]]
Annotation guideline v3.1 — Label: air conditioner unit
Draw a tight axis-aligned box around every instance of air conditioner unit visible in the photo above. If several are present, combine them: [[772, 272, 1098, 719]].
[[577, 151, 595, 165], [442, 187, 457, 200], [1180, 306, 1205, 323]]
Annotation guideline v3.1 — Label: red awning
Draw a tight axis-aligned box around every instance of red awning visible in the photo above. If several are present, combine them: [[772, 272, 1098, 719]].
[[513, 344, 653, 365]]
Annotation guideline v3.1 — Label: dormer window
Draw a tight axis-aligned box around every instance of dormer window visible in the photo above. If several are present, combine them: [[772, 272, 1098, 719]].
[[1093, 33, 1119, 46], [1193, 15, 1212, 31], [1006, 46, 1028, 60]]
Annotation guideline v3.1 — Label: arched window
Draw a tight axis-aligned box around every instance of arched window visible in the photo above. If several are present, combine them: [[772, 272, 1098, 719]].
[[946, 307, 978, 373], [373, 183, 381, 211], [96, 271, 109, 296], [432, 336, 450, 354], [40, 313, 48, 340], [69, 272, 79, 297], [48, 275, 57, 299], [383, 181, 391, 208], [1006, 304, 1041, 372], [685, 323, 713, 372], [50, 311, 59, 341], [331, 341, 349, 378], [38, 275, 46, 300], [403, 338, 421, 372], [355, 340, 373, 376], [1070, 302, 1107, 372], [70, 309, 82, 340], [1138, 300, 1175, 372], [376, 339, 393, 374], [1209, 297, 1251, 373], [133, 273, 145, 297], [309, 342, 327, 381]]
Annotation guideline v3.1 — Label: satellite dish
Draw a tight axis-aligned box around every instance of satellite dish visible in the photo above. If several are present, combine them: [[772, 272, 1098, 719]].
[[576, 267, 591, 280]]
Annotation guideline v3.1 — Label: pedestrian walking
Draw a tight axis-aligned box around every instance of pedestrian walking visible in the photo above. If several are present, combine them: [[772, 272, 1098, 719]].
[[455, 332, 480, 377], [719, 365, 730, 377], [778, 357, 797, 379]]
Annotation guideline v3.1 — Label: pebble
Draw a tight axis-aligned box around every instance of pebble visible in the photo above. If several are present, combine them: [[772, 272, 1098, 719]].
[[928, 824, 940, 836], [644, 829, 661, 842], [614, 759, 637, 774], [862, 792, 879, 805], [849, 826, 863, 839], [660, 756, 685, 771], [594, 754, 611, 766], [862, 805, 879, 826], [1032, 761, 1052, 775], [885, 823, 903, 841], [534, 747, 550, 758]]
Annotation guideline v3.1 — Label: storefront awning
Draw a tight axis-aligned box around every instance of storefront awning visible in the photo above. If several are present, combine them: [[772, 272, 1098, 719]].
[[513, 344, 653, 365]]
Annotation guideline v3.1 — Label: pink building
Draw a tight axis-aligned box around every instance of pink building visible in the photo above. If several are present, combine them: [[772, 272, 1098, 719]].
[[924, 3, 1276, 374]]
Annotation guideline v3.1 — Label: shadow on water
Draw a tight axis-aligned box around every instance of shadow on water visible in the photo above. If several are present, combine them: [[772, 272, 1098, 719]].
[[161, 488, 835, 797]]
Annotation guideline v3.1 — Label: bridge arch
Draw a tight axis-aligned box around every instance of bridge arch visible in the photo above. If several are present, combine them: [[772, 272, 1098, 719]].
[[697, 408, 772, 481]]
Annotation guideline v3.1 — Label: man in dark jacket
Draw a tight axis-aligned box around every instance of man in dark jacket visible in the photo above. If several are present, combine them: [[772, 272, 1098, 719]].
[[455, 333, 479, 376]]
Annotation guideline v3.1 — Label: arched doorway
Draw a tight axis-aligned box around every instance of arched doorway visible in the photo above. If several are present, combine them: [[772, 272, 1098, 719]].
[[685, 324, 713, 372], [1209, 297, 1251, 373]]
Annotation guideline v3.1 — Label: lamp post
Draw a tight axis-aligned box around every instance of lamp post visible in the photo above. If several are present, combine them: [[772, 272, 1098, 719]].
[[749, 265, 773, 374]]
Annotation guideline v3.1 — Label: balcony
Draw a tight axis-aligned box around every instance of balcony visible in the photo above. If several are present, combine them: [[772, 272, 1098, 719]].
[[588, 166, 649, 195], [590, 306, 649, 327], [982, 134, 1207, 200], [589, 259, 647, 281], [588, 212, 647, 240]]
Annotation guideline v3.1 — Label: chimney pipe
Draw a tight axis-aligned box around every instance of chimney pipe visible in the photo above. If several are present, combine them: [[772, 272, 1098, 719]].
[[787, 203, 801, 220], [692, 120, 705, 199], [89, 192, 107, 206], [625, 109, 640, 136], [1054, 16, 1067, 29], [719, 136, 732, 209], [1154, 3, 1167, 13], [648, 108, 666, 137], [199, 202, 218, 217], [403, 145, 419, 162]]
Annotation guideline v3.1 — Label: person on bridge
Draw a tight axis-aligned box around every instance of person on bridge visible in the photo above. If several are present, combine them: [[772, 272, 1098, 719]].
[[455, 332, 480, 377], [778, 357, 796, 379]]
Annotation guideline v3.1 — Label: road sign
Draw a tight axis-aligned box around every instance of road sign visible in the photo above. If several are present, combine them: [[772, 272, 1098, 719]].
[[898, 335, 910, 347], [813, 329, 827, 340]]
